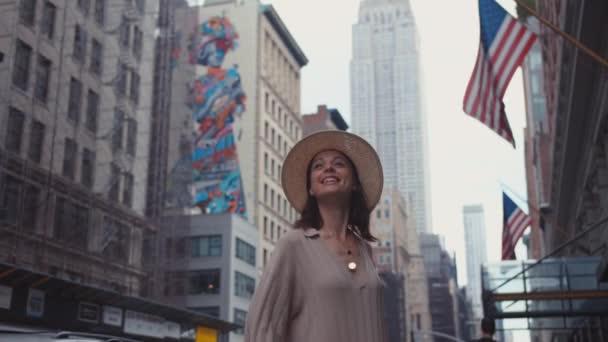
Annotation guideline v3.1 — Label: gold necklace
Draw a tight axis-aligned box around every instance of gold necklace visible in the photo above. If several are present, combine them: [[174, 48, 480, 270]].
[[322, 226, 358, 272], [342, 226, 357, 272]]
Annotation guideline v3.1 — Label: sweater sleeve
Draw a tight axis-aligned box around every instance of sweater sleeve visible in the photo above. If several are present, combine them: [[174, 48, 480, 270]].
[[244, 232, 297, 342]]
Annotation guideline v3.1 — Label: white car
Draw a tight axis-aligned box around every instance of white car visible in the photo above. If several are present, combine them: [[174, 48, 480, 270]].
[[0, 329, 143, 342]]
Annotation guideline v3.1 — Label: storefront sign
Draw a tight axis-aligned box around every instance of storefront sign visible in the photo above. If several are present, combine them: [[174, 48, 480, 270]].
[[0, 285, 12, 309], [78, 302, 100, 323], [196, 326, 217, 342], [124, 310, 167, 338], [26, 289, 44, 318], [103, 305, 123, 327]]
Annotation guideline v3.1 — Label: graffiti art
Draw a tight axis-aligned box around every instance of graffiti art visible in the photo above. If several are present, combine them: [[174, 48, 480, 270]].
[[165, 15, 247, 217]]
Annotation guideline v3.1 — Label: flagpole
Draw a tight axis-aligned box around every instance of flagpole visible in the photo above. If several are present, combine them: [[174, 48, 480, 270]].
[[513, 0, 608, 69]]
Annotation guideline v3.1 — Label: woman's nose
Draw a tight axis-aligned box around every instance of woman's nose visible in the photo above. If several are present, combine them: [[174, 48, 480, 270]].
[[323, 164, 336, 173]]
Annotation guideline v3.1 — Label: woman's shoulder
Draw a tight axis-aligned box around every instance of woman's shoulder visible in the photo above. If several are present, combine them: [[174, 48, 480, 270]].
[[274, 227, 318, 250], [280, 228, 309, 243]]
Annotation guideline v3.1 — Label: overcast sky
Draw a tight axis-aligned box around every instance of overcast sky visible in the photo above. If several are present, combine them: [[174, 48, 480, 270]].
[[263, 0, 531, 289]]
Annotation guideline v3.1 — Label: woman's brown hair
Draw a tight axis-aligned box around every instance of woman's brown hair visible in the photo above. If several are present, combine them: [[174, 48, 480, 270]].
[[293, 157, 377, 242]]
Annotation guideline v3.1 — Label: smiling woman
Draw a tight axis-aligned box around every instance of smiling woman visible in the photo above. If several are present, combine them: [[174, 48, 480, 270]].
[[244, 130, 388, 342]]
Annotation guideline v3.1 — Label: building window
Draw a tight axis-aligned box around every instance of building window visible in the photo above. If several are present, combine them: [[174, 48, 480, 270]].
[[263, 184, 268, 204], [122, 172, 133, 207], [126, 118, 137, 156], [234, 271, 255, 299], [277, 225, 281, 239], [271, 100, 275, 117], [234, 309, 247, 335], [189, 306, 219, 318], [278, 135, 282, 153], [270, 189, 275, 208], [94, 0, 105, 25], [34, 54, 52, 102], [5, 108, 25, 154], [78, 0, 90, 16], [100, 216, 130, 262], [119, 17, 130, 48], [133, 26, 143, 60], [41, 1, 57, 40], [23, 184, 41, 231], [264, 153, 269, 174], [271, 128, 275, 147], [0, 175, 21, 225], [109, 163, 120, 201], [135, 0, 146, 14], [264, 92, 269, 113], [81, 148, 95, 188], [191, 235, 222, 257], [90, 39, 103, 76], [271, 159, 275, 178], [73, 25, 87, 64], [54, 197, 89, 247], [67, 78, 82, 123], [263, 216, 268, 236], [62, 138, 77, 180], [28, 120, 45, 164], [116, 64, 128, 95], [129, 71, 140, 104], [263, 248, 268, 267], [188, 269, 220, 295], [283, 198, 287, 217], [12, 40, 32, 91], [85, 90, 99, 133], [385, 209, 390, 218], [112, 110, 124, 152], [236, 238, 255, 266], [19, 0, 36, 27], [277, 194, 281, 213], [270, 221, 274, 240]]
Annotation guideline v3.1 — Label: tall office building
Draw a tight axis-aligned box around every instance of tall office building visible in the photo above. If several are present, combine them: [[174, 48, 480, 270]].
[[0, 0, 158, 295], [350, 0, 431, 234], [463, 205, 488, 320]]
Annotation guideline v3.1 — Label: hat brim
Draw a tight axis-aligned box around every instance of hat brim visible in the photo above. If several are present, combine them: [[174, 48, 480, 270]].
[[281, 130, 384, 214]]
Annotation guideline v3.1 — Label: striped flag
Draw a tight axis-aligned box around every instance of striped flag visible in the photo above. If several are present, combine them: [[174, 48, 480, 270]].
[[463, 0, 537, 147], [502, 192, 531, 260]]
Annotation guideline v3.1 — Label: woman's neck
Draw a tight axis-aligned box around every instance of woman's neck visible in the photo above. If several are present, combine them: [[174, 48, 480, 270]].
[[317, 200, 350, 240]]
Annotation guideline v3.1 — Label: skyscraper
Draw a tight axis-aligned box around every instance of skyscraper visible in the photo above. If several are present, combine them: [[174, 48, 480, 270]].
[[351, 0, 431, 234], [463, 204, 488, 320]]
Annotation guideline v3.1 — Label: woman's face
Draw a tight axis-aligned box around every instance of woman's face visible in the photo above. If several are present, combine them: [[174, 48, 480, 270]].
[[309, 150, 356, 201]]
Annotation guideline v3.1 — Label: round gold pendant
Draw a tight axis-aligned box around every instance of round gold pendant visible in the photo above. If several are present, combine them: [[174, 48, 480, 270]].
[[348, 261, 357, 272]]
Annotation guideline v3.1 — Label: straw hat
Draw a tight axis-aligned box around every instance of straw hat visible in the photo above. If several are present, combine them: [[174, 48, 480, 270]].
[[281, 130, 383, 213]]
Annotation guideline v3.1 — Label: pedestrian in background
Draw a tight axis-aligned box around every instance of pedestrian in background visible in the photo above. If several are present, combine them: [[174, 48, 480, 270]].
[[474, 317, 497, 342]]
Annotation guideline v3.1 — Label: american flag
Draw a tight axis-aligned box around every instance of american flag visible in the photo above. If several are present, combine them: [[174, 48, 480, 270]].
[[502, 192, 531, 260], [463, 0, 537, 147]]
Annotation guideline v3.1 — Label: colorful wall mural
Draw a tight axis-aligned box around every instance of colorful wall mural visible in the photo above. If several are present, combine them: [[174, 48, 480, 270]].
[[165, 16, 247, 217]]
